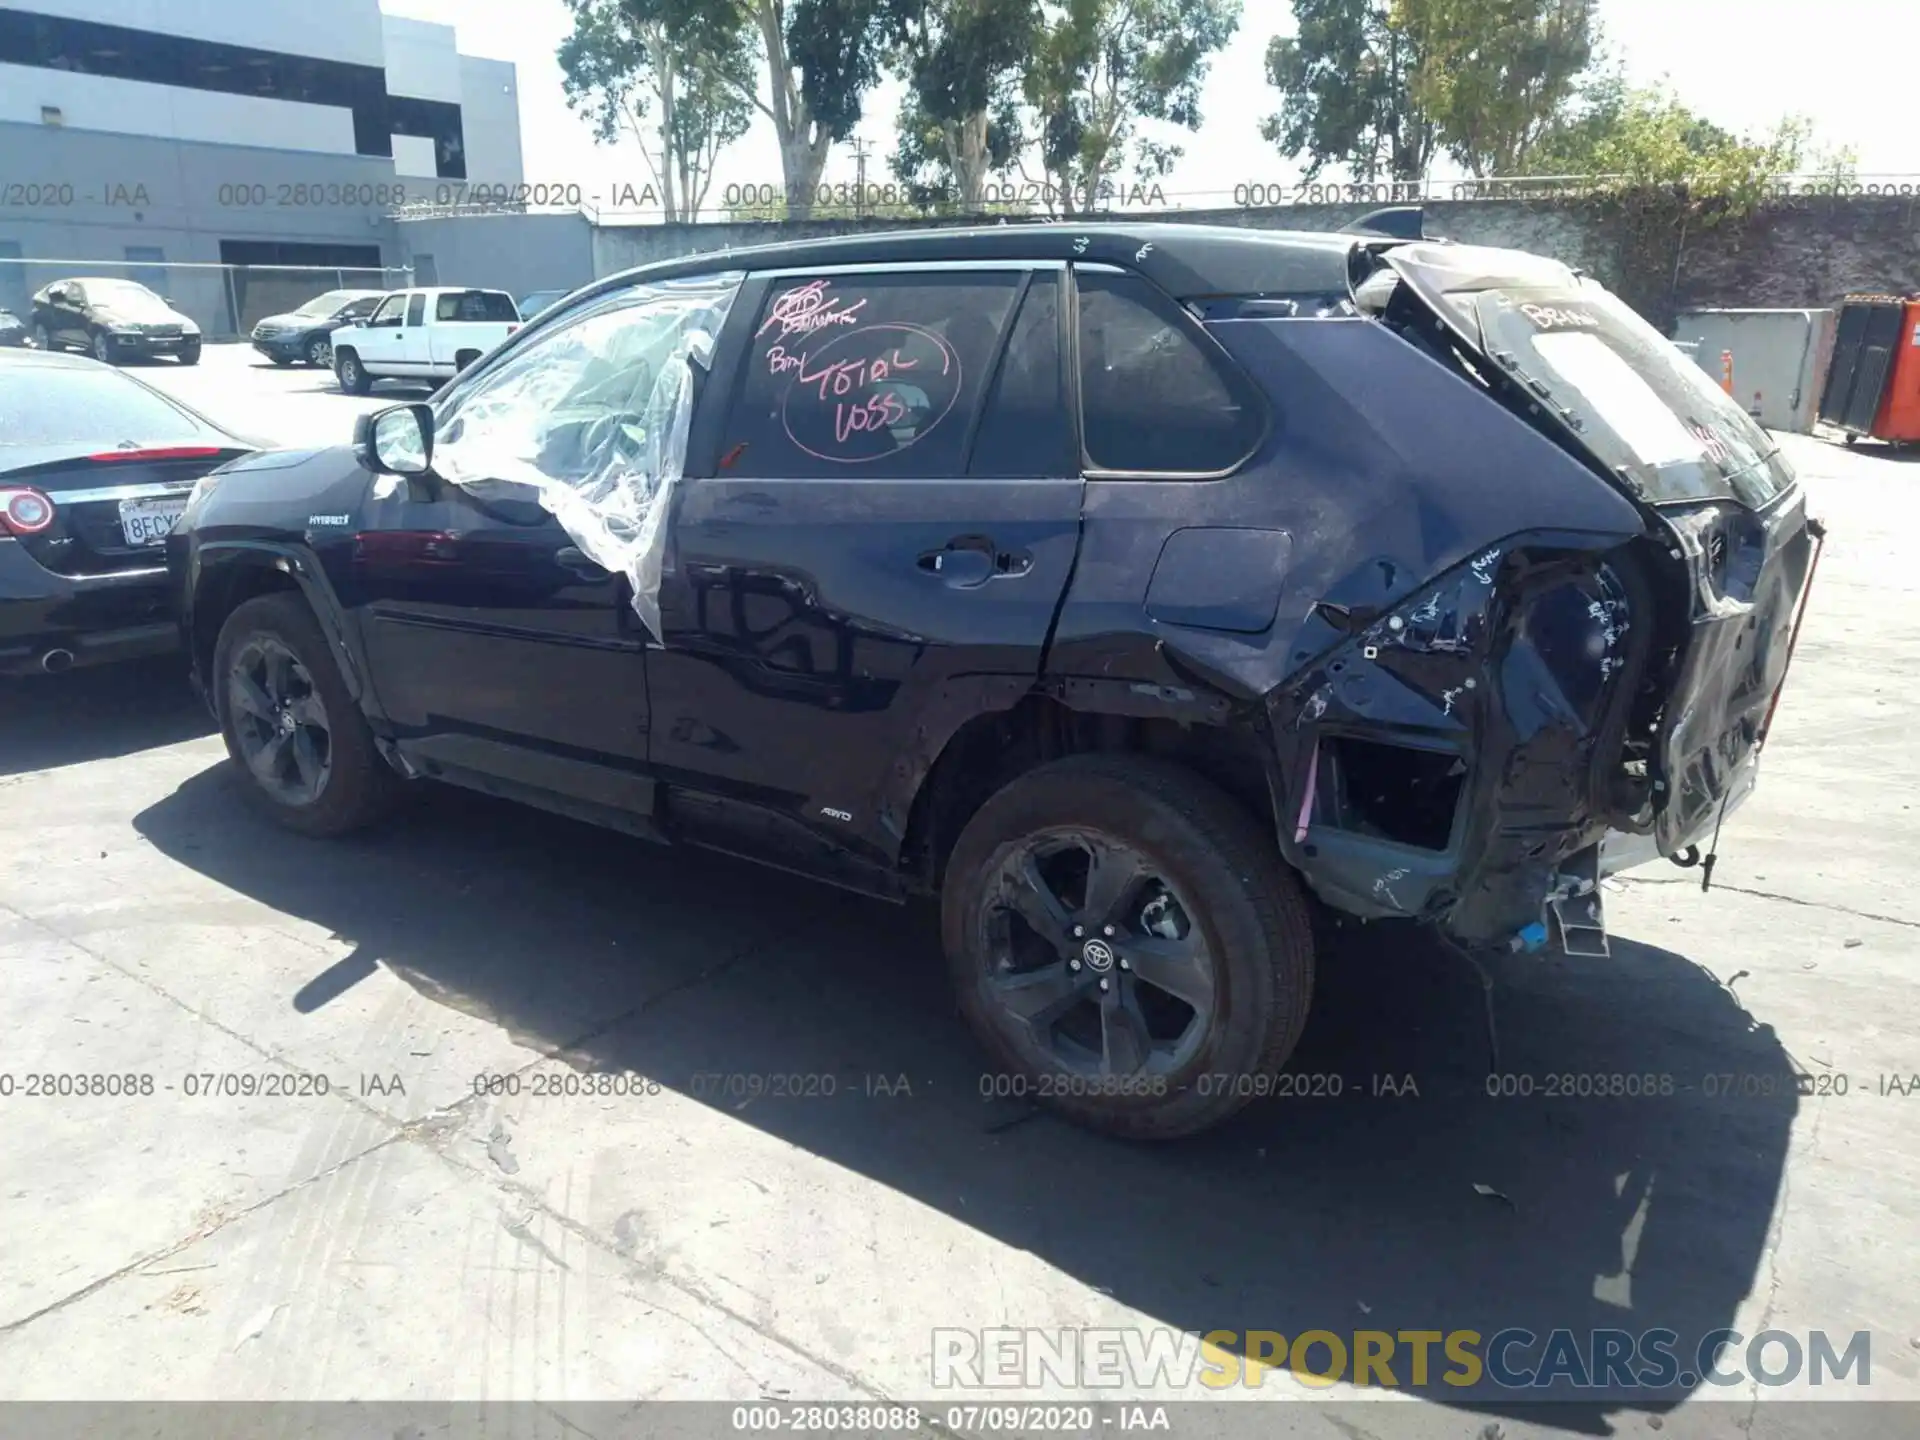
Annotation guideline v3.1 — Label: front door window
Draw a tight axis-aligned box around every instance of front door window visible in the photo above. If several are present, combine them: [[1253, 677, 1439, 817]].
[[429, 272, 745, 638]]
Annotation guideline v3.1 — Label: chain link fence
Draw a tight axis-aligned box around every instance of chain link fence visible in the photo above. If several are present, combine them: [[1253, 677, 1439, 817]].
[[0, 260, 414, 341]]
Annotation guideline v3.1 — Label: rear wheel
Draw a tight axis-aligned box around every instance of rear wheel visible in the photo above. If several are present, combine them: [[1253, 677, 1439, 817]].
[[335, 349, 370, 395], [941, 754, 1315, 1139], [213, 593, 399, 837]]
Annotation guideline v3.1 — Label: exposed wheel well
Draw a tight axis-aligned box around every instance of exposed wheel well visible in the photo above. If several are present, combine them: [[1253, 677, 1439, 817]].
[[455, 349, 481, 370], [192, 561, 302, 688], [900, 694, 1283, 894]]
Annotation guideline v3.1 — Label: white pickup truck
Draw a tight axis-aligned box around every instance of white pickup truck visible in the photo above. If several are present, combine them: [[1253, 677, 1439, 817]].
[[330, 287, 521, 394]]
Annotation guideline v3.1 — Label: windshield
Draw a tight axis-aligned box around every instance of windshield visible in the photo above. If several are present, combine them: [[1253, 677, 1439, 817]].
[[86, 280, 174, 315], [294, 291, 356, 316], [1473, 285, 1793, 509]]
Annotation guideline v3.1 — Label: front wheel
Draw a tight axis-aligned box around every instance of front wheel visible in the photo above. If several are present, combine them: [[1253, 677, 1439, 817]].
[[212, 593, 399, 837], [31, 324, 54, 352], [91, 331, 117, 365], [178, 341, 201, 366], [306, 335, 331, 367], [335, 349, 370, 395], [942, 754, 1315, 1139]]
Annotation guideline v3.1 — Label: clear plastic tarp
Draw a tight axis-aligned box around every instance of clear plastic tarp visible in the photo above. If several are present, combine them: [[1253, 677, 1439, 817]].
[[429, 272, 744, 641]]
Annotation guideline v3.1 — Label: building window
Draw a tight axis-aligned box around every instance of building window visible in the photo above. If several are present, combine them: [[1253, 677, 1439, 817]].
[[0, 5, 466, 171]]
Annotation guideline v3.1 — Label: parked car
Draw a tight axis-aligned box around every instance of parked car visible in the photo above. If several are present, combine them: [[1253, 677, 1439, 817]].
[[516, 288, 570, 320], [168, 220, 1818, 1137], [251, 290, 388, 368], [0, 307, 28, 348], [29, 278, 202, 365], [329, 287, 520, 394], [1, 348, 253, 675]]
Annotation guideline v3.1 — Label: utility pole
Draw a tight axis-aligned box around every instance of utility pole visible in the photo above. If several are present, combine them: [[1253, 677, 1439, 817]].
[[851, 136, 871, 219]]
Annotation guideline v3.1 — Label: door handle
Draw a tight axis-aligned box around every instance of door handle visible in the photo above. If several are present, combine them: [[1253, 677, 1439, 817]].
[[555, 545, 612, 579], [916, 538, 1032, 588]]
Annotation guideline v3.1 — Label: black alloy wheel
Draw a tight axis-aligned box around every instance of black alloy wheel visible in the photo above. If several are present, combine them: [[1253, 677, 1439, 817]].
[[980, 831, 1216, 1080], [226, 635, 333, 807], [212, 593, 400, 836], [943, 754, 1316, 1139]]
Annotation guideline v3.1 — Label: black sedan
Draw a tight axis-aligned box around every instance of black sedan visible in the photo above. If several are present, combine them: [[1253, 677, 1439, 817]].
[[0, 348, 254, 675], [251, 289, 388, 367], [0, 306, 27, 348], [30, 278, 203, 365]]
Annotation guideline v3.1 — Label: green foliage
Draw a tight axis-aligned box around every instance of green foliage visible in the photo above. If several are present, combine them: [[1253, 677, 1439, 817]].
[[1398, 0, 1595, 176], [881, 0, 1040, 209], [1525, 70, 1813, 211], [558, 0, 754, 220], [1023, 0, 1239, 213], [1259, 0, 1438, 181], [890, 87, 1025, 210]]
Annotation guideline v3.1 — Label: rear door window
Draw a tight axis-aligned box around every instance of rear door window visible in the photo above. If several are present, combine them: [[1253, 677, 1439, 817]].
[[968, 274, 1074, 478], [720, 271, 1022, 479], [1074, 269, 1266, 474]]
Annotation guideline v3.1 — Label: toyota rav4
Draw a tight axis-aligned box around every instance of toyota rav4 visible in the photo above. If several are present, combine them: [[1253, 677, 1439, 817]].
[[167, 218, 1819, 1138]]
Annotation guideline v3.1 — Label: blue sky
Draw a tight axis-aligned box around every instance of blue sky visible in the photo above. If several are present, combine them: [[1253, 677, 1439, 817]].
[[386, 0, 1920, 209]]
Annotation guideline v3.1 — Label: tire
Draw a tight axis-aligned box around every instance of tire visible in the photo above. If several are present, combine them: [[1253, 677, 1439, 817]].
[[305, 335, 331, 367], [178, 341, 201, 366], [31, 324, 54, 352], [941, 753, 1315, 1140], [91, 330, 118, 365], [212, 593, 400, 837], [335, 349, 370, 395]]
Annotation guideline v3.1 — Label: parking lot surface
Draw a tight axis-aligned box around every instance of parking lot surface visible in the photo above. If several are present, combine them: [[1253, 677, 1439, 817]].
[[2, 345, 1917, 1434]]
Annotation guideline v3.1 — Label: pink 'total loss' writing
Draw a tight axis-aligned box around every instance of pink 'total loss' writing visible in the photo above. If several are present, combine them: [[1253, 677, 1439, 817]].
[[834, 392, 911, 444], [795, 346, 920, 401], [757, 280, 868, 342]]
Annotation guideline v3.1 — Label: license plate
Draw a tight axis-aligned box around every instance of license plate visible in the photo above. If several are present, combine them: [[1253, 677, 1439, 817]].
[[119, 495, 187, 546]]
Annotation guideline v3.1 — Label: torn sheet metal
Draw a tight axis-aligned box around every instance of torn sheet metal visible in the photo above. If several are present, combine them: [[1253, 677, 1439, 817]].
[[432, 272, 744, 641]]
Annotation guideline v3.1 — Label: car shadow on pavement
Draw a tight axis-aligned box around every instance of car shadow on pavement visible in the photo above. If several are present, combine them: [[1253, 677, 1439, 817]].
[[1, 657, 212, 777], [134, 766, 1794, 1432]]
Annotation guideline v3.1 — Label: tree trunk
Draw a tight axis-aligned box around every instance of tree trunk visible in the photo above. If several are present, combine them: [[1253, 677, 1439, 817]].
[[947, 111, 992, 212], [750, 0, 831, 220], [655, 39, 682, 223]]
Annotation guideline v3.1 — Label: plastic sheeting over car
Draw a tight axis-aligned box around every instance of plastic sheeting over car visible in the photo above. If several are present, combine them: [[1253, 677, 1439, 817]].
[[429, 272, 744, 641]]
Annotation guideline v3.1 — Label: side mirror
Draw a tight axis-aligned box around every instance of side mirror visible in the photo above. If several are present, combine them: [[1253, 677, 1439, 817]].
[[354, 403, 434, 476]]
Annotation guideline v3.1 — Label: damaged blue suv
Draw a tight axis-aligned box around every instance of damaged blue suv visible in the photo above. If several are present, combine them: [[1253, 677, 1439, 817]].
[[167, 216, 1819, 1138]]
